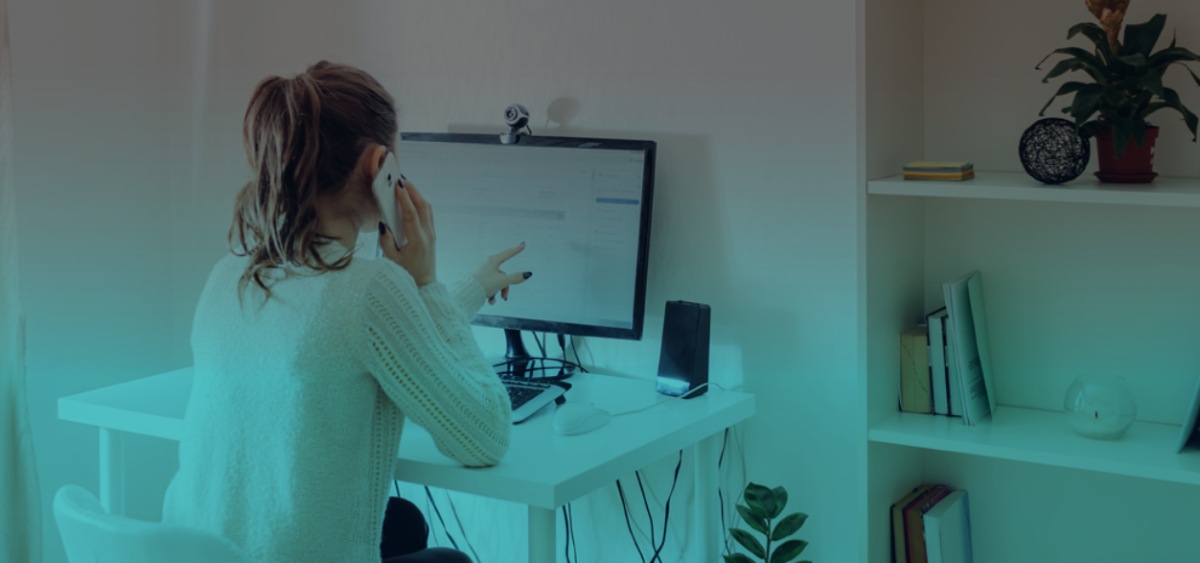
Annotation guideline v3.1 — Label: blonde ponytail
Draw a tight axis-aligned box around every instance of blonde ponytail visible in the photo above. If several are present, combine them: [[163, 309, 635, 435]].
[[230, 61, 397, 300]]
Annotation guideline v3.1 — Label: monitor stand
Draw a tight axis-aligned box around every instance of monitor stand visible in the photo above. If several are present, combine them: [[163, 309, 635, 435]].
[[499, 329, 579, 379], [503, 329, 534, 378]]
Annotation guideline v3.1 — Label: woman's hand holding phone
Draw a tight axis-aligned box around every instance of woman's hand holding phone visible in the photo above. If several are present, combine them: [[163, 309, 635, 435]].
[[378, 178, 437, 287], [377, 175, 531, 300]]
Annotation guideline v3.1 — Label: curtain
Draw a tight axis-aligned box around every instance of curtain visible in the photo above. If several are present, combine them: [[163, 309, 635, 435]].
[[0, 0, 43, 561]]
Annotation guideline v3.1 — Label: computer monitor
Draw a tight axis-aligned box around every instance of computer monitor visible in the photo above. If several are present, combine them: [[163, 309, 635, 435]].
[[397, 132, 656, 353]]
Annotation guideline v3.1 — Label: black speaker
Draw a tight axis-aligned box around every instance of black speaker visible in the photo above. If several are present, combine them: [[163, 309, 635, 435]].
[[656, 300, 711, 398]]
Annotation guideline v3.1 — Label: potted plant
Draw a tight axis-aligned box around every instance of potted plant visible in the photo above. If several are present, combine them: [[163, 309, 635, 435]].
[[724, 482, 811, 563], [1037, 1, 1200, 182]]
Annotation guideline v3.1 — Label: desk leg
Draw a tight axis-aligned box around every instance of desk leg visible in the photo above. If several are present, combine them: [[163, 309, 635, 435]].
[[693, 433, 720, 563], [527, 506, 556, 563], [98, 428, 125, 515]]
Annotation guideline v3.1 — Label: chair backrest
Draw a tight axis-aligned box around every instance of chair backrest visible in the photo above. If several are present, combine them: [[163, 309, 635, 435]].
[[53, 485, 251, 563]]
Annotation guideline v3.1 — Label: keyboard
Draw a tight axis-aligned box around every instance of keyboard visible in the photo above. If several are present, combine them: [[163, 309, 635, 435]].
[[505, 378, 552, 410], [501, 376, 566, 423]]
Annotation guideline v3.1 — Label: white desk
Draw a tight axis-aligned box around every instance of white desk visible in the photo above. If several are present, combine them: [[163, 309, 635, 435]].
[[58, 367, 755, 563]]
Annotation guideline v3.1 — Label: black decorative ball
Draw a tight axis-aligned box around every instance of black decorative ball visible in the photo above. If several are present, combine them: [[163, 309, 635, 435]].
[[1019, 117, 1090, 184]]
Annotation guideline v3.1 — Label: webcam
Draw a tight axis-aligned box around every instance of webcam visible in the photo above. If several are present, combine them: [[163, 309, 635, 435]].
[[504, 104, 530, 129], [500, 104, 531, 144]]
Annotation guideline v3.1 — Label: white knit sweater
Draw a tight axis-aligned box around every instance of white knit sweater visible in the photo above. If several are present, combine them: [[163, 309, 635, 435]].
[[162, 245, 511, 563]]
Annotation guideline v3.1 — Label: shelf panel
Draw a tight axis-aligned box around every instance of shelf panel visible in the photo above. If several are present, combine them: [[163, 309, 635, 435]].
[[868, 172, 1200, 208], [868, 406, 1200, 485]]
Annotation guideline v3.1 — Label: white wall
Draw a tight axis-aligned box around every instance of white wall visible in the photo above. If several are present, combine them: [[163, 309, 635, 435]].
[[924, 0, 1200, 176], [9, 2, 200, 562], [14, 1, 864, 561]]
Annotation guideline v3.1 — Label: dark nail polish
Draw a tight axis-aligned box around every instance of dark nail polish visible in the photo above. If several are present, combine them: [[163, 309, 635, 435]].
[[523, 272, 532, 279], [378, 222, 386, 235]]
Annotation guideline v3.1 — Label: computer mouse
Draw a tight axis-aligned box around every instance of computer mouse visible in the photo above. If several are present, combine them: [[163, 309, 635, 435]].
[[552, 403, 611, 436]]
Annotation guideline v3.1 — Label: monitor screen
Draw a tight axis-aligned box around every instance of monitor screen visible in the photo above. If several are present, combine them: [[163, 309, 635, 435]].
[[397, 133, 656, 340]]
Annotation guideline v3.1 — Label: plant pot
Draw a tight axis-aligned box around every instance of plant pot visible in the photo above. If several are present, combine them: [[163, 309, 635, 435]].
[[1094, 126, 1158, 183]]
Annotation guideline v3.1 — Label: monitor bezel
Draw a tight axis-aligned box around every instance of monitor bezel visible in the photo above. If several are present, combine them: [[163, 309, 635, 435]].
[[399, 132, 657, 341]]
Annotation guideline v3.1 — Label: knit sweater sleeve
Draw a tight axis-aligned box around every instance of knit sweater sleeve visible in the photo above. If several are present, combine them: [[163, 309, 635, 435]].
[[447, 276, 487, 319], [358, 262, 511, 467]]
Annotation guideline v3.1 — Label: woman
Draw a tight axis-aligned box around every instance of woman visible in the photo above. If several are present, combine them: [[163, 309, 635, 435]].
[[161, 61, 528, 563]]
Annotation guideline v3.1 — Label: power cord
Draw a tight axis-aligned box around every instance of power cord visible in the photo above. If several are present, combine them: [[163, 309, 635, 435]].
[[606, 382, 722, 418], [568, 503, 578, 562], [717, 429, 731, 555], [561, 503, 579, 563], [492, 357, 580, 381], [635, 472, 657, 554], [616, 480, 648, 563], [648, 451, 684, 563], [423, 485, 459, 550], [445, 491, 481, 563]]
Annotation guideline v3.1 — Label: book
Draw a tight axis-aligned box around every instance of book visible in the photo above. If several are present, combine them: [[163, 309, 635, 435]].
[[903, 170, 976, 181], [944, 321, 963, 417], [1177, 375, 1200, 452], [903, 484, 951, 563], [891, 484, 934, 563], [903, 162, 975, 181], [900, 327, 933, 414], [903, 161, 974, 172], [923, 490, 973, 563], [926, 308, 950, 415], [942, 271, 996, 426]]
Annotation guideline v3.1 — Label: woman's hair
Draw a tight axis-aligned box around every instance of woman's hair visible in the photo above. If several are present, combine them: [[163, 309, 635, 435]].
[[230, 60, 397, 299]]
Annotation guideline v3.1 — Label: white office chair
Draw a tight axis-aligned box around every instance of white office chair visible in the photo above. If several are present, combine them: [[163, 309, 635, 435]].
[[53, 485, 251, 563]]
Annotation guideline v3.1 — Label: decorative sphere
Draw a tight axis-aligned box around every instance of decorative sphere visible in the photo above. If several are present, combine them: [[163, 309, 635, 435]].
[[1063, 374, 1137, 439], [1019, 118, 1090, 184]]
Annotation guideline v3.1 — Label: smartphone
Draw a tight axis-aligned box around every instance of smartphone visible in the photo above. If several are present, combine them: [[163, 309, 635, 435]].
[[371, 152, 405, 248]]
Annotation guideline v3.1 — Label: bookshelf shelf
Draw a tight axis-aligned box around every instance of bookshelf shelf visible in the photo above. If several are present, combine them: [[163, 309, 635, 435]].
[[868, 406, 1200, 486], [868, 172, 1200, 208]]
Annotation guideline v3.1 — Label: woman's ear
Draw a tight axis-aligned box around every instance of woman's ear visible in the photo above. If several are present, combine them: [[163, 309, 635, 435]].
[[362, 143, 389, 180]]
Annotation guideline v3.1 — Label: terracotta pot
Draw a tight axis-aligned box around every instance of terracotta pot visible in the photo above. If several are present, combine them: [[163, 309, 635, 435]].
[[1094, 126, 1158, 183]]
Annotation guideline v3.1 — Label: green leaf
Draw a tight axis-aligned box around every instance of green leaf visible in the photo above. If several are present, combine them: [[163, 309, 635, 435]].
[[1131, 120, 1148, 148], [769, 540, 809, 563], [1079, 120, 1104, 139], [730, 528, 766, 559], [1039, 81, 1090, 115], [771, 512, 809, 541], [1110, 118, 1134, 158], [1118, 52, 1147, 69], [1174, 63, 1200, 87], [1141, 70, 1165, 98], [768, 487, 788, 519], [744, 483, 774, 520], [1068, 84, 1105, 124], [723, 555, 757, 563], [1068, 22, 1117, 65], [737, 504, 770, 536], [1039, 58, 1086, 83], [1122, 13, 1167, 58], [1162, 87, 1200, 140], [1039, 47, 1108, 83], [1147, 46, 1200, 68]]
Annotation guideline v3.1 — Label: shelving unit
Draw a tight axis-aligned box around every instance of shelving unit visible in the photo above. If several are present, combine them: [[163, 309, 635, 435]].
[[869, 172, 1200, 208], [869, 407, 1200, 486], [862, 0, 1200, 562]]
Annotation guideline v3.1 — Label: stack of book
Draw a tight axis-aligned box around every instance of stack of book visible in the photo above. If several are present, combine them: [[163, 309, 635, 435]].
[[902, 162, 975, 181], [897, 271, 996, 426], [891, 484, 973, 563]]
